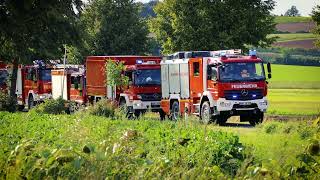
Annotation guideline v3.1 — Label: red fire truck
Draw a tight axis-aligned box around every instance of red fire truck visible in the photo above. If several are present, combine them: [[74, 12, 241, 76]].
[[14, 60, 52, 110], [51, 64, 86, 105], [86, 56, 163, 118], [160, 50, 271, 125], [0, 61, 9, 91]]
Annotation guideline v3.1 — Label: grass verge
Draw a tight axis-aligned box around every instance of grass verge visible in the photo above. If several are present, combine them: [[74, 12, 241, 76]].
[[268, 33, 316, 42], [268, 89, 320, 115]]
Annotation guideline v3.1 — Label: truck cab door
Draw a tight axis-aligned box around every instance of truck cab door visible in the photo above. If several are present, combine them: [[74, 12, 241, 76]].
[[207, 66, 219, 100], [189, 58, 203, 101]]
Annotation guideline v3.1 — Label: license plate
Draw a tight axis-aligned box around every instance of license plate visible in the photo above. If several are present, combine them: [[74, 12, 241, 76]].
[[239, 102, 252, 105], [151, 102, 160, 106]]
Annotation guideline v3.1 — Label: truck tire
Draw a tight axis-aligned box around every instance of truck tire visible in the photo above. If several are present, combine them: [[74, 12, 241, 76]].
[[159, 110, 166, 121], [214, 114, 228, 126], [28, 95, 35, 110], [249, 112, 264, 126], [120, 100, 133, 119], [18, 105, 25, 111], [170, 101, 180, 121], [200, 101, 211, 124]]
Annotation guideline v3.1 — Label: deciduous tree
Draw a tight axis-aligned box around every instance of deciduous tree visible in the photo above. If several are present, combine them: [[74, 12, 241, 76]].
[[285, 5, 301, 17], [81, 0, 149, 55], [312, 5, 320, 47], [0, 0, 83, 97], [149, 0, 276, 54]]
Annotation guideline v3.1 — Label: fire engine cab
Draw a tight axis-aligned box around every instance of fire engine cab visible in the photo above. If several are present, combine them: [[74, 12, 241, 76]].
[[86, 56, 163, 118], [51, 64, 86, 105], [160, 50, 271, 125], [15, 60, 52, 109]]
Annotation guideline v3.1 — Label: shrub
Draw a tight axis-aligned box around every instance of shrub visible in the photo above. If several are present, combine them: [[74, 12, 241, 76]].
[[264, 123, 279, 134], [0, 90, 16, 112], [33, 97, 67, 115], [86, 99, 117, 118]]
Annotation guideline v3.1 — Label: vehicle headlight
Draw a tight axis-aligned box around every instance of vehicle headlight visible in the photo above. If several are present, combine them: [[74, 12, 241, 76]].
[[137, 95, 142, 100], [134, 102, 142, 107], [39, 95, 46, 99], [259, 100, 268, 106], [220, 102, 232, 107]]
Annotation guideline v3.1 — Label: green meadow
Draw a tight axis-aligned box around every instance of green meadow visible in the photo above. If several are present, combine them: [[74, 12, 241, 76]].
[[268, 33, 317, 42], [0, 112, 319, 179], [268, 64, 320, 89], [265, 64, 320, 115], [274, 16, 312, 24]]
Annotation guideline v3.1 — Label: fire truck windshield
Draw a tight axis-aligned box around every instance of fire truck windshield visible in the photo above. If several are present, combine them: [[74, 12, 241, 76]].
[[0, 70, 8, 85], [39, 69, 52, 81], [134, 69, 161, 86], [218, 62, 265, 82]]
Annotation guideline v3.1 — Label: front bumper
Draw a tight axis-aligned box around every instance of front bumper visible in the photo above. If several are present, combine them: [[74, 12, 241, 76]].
[[216, 97, 268, 112], [132, 100, 161, 110]]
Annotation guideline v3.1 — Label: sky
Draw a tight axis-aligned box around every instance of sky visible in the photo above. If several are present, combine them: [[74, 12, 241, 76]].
[[135, 0, 319, 16]]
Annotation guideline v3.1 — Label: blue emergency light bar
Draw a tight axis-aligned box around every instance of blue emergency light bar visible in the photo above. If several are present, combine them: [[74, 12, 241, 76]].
[[220, 51, 227, 57], [249, 50, 257, 56], [136, 59, 143, 64]]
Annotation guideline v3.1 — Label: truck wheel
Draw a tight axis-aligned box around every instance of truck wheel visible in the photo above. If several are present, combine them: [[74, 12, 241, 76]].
[[18, 105, 25, 111], [215, 115, 228, 126], [170, 101, 180, 121], [134, 110, 142, 119], [240, 115, 250, 122], [249, 112, 264, 126], [28, 95, 35, 110], [120, 100, 133, 119], [159, 110, 166, 121], [200, 101, 211, 124]]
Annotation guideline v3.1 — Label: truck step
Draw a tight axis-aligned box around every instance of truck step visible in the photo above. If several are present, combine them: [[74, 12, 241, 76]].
[[193, 103, 200, 113]]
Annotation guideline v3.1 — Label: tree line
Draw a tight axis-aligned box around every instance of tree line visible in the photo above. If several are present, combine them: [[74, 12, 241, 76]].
[[0, 0, 320, 97]]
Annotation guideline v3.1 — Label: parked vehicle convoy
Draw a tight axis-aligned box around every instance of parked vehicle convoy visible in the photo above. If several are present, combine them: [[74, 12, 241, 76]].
[[86, 56, 164, 118], [12, 60, 52, 110], [0, 61, 9, 91], [51, 64, 86, 105], [160, 50, 271, 125]]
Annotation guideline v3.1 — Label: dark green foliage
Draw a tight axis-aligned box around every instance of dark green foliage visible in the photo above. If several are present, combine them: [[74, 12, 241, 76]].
[[86, 99, 117, 118], [138, 0, 159, 18], [0, 90, 16, 112], [312, 5, 320, 48], [81, 0, 149, 55], [33, 97, 67, 115], [257, 47, 320, 66], [284, 6, 300, 17], [149, 0, 276, 54], [0, 0, 83, 98], [264, 123, 278, 134]]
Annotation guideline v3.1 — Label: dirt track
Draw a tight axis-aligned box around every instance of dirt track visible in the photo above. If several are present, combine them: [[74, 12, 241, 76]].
[[273, 39, 317, 49], [276, 22, 315, 33]]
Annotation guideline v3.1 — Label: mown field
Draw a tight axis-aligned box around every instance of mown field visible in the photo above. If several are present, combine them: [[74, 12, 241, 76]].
[[269, 33, 316, 42], [268, 89, 320, 115], [0, 112, 319, 179], [268, 64, 320, 89], [274, 16, 312, 24], [266, 64, 320, 115]]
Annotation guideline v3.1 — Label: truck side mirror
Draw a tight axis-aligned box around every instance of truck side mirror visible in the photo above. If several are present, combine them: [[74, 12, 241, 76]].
[[267, 63, 271, 73], [267, 63, 272, 79]]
